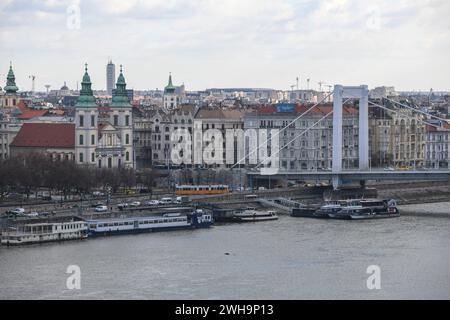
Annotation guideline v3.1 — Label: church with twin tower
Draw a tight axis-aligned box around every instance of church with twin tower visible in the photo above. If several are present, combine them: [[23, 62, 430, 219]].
[[75, 64, 133, 169]]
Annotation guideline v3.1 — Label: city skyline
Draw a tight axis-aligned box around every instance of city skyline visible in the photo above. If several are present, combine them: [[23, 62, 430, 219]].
[[0, 0, 449, 92]]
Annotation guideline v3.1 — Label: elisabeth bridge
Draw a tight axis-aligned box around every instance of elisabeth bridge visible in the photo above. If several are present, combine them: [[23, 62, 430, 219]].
[[245, 85, 450, 190]]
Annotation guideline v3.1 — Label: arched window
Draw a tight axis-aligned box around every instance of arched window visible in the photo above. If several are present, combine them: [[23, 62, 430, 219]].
[[126, 152, 130, 161]]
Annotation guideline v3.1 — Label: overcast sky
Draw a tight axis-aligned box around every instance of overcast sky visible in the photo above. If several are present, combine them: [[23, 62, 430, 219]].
[[0, 0, 449, 92]]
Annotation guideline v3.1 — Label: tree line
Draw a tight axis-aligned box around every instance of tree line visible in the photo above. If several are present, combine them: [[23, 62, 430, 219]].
[[0, 153, 155, 201]]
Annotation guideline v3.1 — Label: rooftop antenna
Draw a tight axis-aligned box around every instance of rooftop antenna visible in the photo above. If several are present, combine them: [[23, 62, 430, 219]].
[[29, 75, 36, 93], [318, 81, 324, 92]]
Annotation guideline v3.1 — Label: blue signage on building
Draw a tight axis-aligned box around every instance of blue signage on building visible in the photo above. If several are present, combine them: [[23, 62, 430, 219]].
[[276, 103, 295, 113]]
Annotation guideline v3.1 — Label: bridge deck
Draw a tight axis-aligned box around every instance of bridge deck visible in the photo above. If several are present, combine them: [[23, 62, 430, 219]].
[[248, 170, 450, 182]]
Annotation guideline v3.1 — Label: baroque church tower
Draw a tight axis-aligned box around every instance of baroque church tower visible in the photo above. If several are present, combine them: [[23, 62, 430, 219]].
[[163, 73, 178, 110], [109, 65, 133, 168], [1, 62, 20, 109], [74, 64, 99, 166]]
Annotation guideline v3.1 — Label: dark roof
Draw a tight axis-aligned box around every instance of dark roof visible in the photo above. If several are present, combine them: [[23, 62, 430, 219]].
[[11, 123, 75, 148]]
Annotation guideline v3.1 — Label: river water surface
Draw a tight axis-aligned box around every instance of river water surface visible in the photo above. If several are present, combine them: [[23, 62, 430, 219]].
[[0, 208, 449, 299]]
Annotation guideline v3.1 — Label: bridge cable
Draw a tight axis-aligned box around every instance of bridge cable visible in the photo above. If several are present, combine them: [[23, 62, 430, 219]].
[[230, 92, 333, 169], [254, 111, 334, 171]]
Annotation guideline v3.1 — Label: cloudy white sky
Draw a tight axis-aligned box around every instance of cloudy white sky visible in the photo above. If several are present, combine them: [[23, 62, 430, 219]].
[[0, 0, 449, 92]]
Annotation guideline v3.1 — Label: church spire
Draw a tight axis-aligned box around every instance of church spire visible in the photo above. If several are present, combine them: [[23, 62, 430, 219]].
[[4, 62, 19, 95], [75, 63, 97, 108], [164, 72, 175, 94], [111, 64, 130, 108]]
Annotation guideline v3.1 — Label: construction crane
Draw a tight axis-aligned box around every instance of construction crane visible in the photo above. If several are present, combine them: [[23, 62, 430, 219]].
[[29, 75, 36, 93]]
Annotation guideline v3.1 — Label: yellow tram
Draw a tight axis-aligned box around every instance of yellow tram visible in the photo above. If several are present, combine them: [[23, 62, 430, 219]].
[[175, 185, 230, 196]]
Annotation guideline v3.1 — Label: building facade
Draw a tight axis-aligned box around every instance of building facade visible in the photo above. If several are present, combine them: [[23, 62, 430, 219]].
[[106, 60, 115, 96], [244, 104, 359, 171], [74, 64, 133, 169], [425, 122, 450, 169], [9, 123, 75, 160]]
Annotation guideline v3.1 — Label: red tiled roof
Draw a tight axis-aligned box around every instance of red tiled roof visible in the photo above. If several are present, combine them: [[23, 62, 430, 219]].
[[15, 100, 49, 120], [18, 109, 48, 120], [11, 123, 75, 149]]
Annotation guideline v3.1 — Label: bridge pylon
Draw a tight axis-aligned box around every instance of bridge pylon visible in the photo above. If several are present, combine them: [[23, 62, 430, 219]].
[[332, 85, 369, 189]]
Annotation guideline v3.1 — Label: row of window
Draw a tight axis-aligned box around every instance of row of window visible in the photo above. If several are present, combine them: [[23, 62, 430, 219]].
[[94, 218, 187, 228], [79, 115, 96, 127], [79, 115, 131, 127], [78, 134, 130, 145], [60, 223, 84, 230], [79, 152, 130, 164]]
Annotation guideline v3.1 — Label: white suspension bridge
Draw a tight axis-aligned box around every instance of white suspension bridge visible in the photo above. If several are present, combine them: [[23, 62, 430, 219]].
[[244, 85, 450, 190]]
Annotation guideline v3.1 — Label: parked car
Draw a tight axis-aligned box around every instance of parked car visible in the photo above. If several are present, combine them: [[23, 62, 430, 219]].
[[117, 203, 129, 210], [10, 208, 26, 215], [175, 196, 191, 204], [95, 205, 108, 212], [130, 201, 141, 207], [145, 200, 160, 206], [160, 197, 173, 204], [25, 212, 39, 217], [92, 191, 105, 197], [91, 202, 105, 208]]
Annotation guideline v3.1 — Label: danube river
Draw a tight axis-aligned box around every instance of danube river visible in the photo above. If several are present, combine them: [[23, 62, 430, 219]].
[[0, 206, 449, 299]]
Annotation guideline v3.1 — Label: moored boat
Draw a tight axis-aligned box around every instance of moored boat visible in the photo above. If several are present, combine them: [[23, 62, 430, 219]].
[[1, 217, 88, 246], [314, 199, 362, 219], [334, 199, 400, 220], [233, 210, 278, 222], [85, 209, 213, 237]]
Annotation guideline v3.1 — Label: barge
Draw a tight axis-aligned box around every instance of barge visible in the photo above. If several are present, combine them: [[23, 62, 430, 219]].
[[1, 216, 88, 246], [85, 209, 213, 237]]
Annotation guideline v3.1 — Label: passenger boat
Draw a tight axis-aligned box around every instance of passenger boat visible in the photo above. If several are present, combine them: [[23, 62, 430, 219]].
[[232, 209, 278, 222], [85, 209, 213, 237], [1, 217, 88, 246], [314, 199, 361, 219], [330, 199, 400, 220]]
